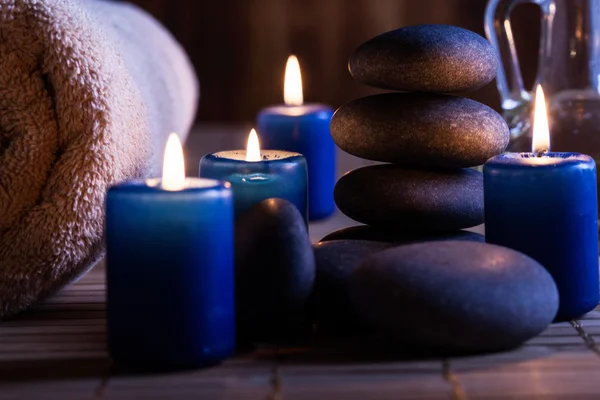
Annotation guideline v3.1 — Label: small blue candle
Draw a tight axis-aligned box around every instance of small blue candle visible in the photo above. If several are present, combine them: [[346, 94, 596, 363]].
[[199, 129, 308, 222], [106, 134, 235, 370], [257, 55, 335, 221], [484, 86, 599, 320]]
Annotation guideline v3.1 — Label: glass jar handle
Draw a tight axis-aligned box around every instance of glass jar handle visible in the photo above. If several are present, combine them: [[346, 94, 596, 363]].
[[484, 0, 550, 110]]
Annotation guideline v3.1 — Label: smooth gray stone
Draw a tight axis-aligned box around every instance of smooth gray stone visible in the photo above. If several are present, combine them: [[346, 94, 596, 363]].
[[349, 241, 559, 354], [330, 93, 509, 168], [235, 198, 315, 343], [334, 165, 484, 230], [349, 24, 498, 93], [312, 240, 393, 333], [313, 230, 484, 332], [320, 225, 484, 243]]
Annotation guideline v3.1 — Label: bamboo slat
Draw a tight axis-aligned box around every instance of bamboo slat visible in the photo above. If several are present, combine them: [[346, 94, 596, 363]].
[[1, 381, 102, 400], [280, 373, 450, 400]]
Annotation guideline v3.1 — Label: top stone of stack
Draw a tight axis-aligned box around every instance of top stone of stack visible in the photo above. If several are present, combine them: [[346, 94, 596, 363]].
[[349, 24, 498, 93]]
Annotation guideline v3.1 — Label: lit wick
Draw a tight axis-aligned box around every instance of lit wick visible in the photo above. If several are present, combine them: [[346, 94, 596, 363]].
[[162, 133, 186, 191], [535, 148, 548, 158], [245, 128, 262, 162], [531, 84, 550, 157], [284, 55, 303, 106]]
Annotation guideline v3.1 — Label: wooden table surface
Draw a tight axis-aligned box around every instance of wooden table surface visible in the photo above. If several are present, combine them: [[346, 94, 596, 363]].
[[2, 126, 600, 399]]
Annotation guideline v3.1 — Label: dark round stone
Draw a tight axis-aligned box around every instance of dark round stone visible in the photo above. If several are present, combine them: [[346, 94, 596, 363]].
[[320, 225, 484, 243], [313, 230, 483, 333], [349, 241, 559, 354], [334, 165, 484, 230], [235, 198, 315, 343], [311, 240, 393, 333], [349, 24, 498, 93], [330, 93, 509, 168]]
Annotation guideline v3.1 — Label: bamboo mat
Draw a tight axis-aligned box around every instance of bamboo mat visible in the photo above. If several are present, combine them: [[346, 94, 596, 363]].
[[1, 259, 600, 400]]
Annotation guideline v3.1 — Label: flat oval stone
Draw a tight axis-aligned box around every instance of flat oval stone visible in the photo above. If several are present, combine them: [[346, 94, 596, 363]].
[[349, 241, 559, 354], [311, 240, 393, 333], [349, 25, 498, 92], [321, 225, 484, 243], [334, 165, 483, 230], [330, 93, 509, 168], [235, 198, 315, 343]]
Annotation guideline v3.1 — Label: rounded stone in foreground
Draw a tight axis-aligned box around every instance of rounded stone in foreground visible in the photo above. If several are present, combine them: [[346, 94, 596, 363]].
[[235, 198, 315, 343], [313, 230, 483, 332], [349, 24, 498, 93], [320, 225, 484, 243], [312, 240, 393, 332], [349, 241, 559, 354], [330, 93, 509, 168], [334, 165, 483, 230]]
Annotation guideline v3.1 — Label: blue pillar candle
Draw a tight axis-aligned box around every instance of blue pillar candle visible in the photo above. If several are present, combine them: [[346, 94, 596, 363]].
[[484, 86, 599, 320], [199, 130, 308, 222], [256, 55, 336, 221], [106, 135, 235, 370]]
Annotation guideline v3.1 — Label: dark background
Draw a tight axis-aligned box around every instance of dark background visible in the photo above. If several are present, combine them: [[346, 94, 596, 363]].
[[129, 0, 541, 123]]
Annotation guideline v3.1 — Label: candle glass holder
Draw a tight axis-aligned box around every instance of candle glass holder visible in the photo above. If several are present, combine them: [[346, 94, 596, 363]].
[[199, 150, 308, 222]]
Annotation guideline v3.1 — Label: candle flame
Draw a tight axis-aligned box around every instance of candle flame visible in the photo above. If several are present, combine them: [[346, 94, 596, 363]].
[[284, 55, 303, 106], [246, 128, 262, 162], [532, 85, 550, 154], [162, 133, 186, 191]]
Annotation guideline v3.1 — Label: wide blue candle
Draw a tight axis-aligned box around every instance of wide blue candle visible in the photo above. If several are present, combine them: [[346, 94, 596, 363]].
[[199, 148, 308, 222], [484, 152, 599, 320], [256, 55, 336, 221], [106, 175, 235, 370]]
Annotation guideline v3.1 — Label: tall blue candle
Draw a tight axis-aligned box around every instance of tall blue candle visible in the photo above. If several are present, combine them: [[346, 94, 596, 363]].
[[257, 55, 335, 221], [484, 86, 599, 320], [199, 129, 308, 222], [106, 134, 235, 370]]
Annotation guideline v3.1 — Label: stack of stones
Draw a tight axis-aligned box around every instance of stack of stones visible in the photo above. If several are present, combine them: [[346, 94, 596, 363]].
[[331, 24, 508, 234], [312, 25, 560, 355]]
